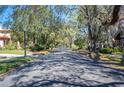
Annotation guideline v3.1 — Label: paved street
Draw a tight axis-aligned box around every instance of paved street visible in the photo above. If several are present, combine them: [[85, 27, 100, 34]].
[[0, 48, 124, 87]]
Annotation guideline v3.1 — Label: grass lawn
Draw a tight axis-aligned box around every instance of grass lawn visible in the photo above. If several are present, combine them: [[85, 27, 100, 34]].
[[0, 57, 33, 75], [100, 54, 121, 62], [32, 50, 49, 55], [112, 51, 124, 55], [78, 50, 124, 71], [100, 54, 124, 70], [0, 50, 30, 54]]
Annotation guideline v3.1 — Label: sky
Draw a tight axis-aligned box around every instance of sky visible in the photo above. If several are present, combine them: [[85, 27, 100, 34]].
[[0, 5, 16, 29], [0, 6, 14, 23]]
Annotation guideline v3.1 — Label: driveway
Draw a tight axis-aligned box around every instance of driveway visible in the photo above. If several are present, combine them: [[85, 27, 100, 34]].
[[0, 48, 124, 87]]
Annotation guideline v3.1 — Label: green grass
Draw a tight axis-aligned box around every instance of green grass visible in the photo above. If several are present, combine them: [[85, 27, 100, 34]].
[[100, 53, 121, 63], [99, 54, 124, 70], [108, 57, 121, 62], [0, 50, 29, 54], [0, 57, 33, 74], [112, 51, 124, 55]]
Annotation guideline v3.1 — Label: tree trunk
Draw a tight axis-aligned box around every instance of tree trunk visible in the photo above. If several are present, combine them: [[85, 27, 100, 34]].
[[92, 40, 96, 53], [120, 26, 124, 65], [17, 41, 21, 49], [44, 34, 49, 50], [33, 33, 36, 46], [87, 22, 93, 52]]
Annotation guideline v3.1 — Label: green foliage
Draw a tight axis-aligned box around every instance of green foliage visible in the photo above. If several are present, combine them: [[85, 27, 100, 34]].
[[113, 48, 120, 53], [0, 50, 25, 54], [0, 42, 17, 50], [71, 44, 78, 50], [78, 6, 114, 51], [30, 44, 45, 51], [0, 57, 32, 74], [3, 43, 17, 50], [74, 37, 86, 49], [99, 48, 113, 54], [113, 47, 123, 52], [0, 64, 8, 73], [10, 6, 73, 50], [5, 5, 114, 51]]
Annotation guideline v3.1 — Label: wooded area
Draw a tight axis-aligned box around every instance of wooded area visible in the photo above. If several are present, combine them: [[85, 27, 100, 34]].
[[0, 5, 124, 61], [1, 5, 124, 87]]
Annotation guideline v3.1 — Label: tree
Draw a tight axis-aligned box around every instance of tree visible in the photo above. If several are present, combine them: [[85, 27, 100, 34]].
[[10, 5, 74, 51], [77, 5, 114, 52]]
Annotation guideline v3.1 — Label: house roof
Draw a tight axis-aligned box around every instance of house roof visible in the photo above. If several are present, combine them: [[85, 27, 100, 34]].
[[0, 29, 13, 33], [0, 29, 12, 40], [0, 35, 10, 40]]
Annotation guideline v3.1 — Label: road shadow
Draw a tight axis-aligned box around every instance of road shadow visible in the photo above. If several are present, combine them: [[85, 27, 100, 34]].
[[1, 50, 124, 87]]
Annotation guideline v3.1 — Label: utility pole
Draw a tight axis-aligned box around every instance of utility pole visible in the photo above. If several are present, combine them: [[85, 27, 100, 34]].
[[24, 30, 27, 57], [23, 14, 29, 58]]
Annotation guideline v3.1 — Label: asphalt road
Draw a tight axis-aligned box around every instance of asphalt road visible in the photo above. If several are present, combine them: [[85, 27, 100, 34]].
[[0, 48, 124, 87]]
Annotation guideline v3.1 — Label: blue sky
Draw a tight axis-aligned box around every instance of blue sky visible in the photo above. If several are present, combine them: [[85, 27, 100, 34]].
[[0, 6, 14, 24]]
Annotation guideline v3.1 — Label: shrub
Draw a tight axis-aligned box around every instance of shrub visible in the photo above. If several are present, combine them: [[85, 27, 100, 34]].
[[2, 43, 17, 50], [30, 44, 44, 51], [99, 48, 113, 54], [74, 37, 86, 49], [111, 47, 124, 55], [0, 64, 8, 73], [113, 47, 123, 53]]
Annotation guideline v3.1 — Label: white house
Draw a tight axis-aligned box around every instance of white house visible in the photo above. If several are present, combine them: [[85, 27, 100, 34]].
[[0, 25, 12, 47]]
